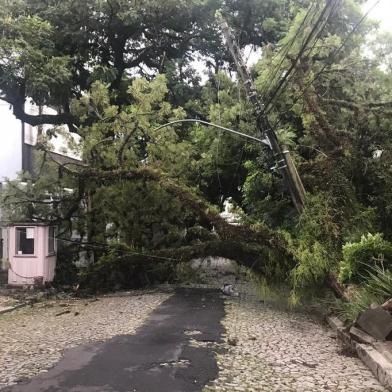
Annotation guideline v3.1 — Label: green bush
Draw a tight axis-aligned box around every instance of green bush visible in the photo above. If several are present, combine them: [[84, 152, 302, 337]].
[[284, 193, 341, 304], [175, 262, 201, 284], [363, 265, 392, 299], [338, 233, 392, 284], [334, 266, 392, 323], [334, 290, 381, 323]]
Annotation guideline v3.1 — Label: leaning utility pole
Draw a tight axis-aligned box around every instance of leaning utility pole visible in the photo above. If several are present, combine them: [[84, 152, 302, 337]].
[[218, 16, 306, 213]]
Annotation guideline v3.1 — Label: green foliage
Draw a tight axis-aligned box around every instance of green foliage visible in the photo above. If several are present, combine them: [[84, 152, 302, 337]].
[[334, 266, 392, 323], [53, 242, 79, 286], [286, 193, 340, 299], [1, 0, 392, 299], [91, 180, 194, 250], [186, 72, 258, 207], [0, 12, 71, 104], [290, 241, 330, 298], [0, 0, 291, 111], [338, 234, 392, 284], [334, 291, 380, 324], [242, 157, 293, 227], [364, 266, 392, 299], [175, 263, 202, 284], [78, 243, 174, 292]]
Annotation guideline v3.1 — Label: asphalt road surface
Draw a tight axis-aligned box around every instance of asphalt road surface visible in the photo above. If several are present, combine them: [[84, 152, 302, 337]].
[[3, 288, 225, 392]]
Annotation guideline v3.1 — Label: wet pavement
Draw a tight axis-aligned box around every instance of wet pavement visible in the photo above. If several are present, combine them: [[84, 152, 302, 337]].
[[2, 288, 225, 392]]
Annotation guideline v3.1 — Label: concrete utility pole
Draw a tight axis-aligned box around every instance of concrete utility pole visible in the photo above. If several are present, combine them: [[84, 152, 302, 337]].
[[219, 17, 306, 213]]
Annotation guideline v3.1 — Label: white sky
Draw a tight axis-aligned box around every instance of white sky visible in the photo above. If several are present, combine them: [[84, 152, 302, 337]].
[[205, 1, 392, 77], [365, 0, 392, 32]]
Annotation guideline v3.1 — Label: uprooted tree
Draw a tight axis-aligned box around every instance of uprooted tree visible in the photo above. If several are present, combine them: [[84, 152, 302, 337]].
[[2, 77, 293, 289], [1, 0, 392, 302]]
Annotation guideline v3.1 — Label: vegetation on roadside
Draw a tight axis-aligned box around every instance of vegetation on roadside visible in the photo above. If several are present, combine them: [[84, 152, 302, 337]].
[[333, 266, 392, 323], [339, 234, 392, 284], [0, 0, 391, 308]]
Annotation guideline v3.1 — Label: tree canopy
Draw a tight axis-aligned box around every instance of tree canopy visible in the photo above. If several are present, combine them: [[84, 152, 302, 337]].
[[1, 0, 392, 298]]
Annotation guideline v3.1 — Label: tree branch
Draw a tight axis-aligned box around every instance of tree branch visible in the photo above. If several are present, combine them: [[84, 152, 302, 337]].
[[81, 166, 290, 254], [0, 91, 79, 128], [12, 103, 79, 127]]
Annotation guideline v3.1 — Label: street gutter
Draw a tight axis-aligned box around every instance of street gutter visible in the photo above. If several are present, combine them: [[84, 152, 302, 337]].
[[327, 315, 392, 391]]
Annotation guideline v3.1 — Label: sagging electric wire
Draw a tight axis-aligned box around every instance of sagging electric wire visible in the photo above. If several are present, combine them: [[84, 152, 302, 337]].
[[268, 0, 381, 125], [259, 1, 317, 100], [53, 235, 181, 262], [265, 0, 341, 114], [264, 0, 341, 113], [308, 0, 381, 89]]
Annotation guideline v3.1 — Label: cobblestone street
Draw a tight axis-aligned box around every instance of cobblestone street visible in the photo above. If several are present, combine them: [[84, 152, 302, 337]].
[[206, 290, 386, 392], [0, 292, 170, 389], [0, 281, 388, 391]]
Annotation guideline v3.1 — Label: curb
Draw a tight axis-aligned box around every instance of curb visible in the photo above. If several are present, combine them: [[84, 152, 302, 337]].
[[0, 303, 25, 315], [327, 316, 392, 391]]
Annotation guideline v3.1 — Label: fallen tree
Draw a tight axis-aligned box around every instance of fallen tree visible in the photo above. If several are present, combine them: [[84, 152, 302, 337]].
[[84, 166, 289, 250], [71, 166, 294, 291], [78, 239, 294, 292]]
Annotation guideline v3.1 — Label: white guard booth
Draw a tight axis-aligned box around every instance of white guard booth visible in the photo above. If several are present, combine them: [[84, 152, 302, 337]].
[[7, 223, 57, 286]]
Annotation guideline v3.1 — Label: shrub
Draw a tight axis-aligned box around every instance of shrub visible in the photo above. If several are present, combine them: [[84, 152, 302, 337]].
[[334, 266, 392, 323], [284, 193, 341, 304], [363, 265, 392, 299], [334, 290, 381, 323], [338, 233, 392, 284], [175, 262, 201, 284]]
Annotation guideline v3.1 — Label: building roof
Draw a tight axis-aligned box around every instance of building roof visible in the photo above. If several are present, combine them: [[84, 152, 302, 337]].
[[1, 221, 53, 227]]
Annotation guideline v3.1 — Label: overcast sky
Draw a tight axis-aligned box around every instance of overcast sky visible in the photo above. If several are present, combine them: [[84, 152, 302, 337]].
[[366, 0, 392, 32]]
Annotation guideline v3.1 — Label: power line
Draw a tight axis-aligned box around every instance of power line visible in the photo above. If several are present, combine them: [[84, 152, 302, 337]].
[[263, 1, 333, 110], [268, 0, 381, 122], [308, 0, 381, 90], [259, 2, 317, 100], [219, 15, 306, 213], [55, 236, 181, 262], [264, 0, 340, 113], [265, 0, 341, 114]]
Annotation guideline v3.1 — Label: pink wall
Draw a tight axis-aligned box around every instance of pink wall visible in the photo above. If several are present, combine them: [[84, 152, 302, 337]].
[[8, 225, 56, 286]]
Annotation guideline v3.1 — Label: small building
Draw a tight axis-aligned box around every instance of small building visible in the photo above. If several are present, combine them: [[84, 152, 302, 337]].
[[6, 222, 57, 286], [0, 101, 81, 284]]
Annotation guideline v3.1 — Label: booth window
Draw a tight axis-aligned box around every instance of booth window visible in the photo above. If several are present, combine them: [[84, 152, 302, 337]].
[[48, 226, 56, 254], [16, 227, 35, 255]]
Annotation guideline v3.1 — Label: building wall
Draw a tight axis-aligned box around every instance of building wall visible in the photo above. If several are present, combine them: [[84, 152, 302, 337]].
[[0, 227, 8, 270], [0, 101, 75, 279], [0, 100, 81, 183], [7, 225, 56, 285], [43, 226, 56, 282], [0, 102, 22, 181]]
